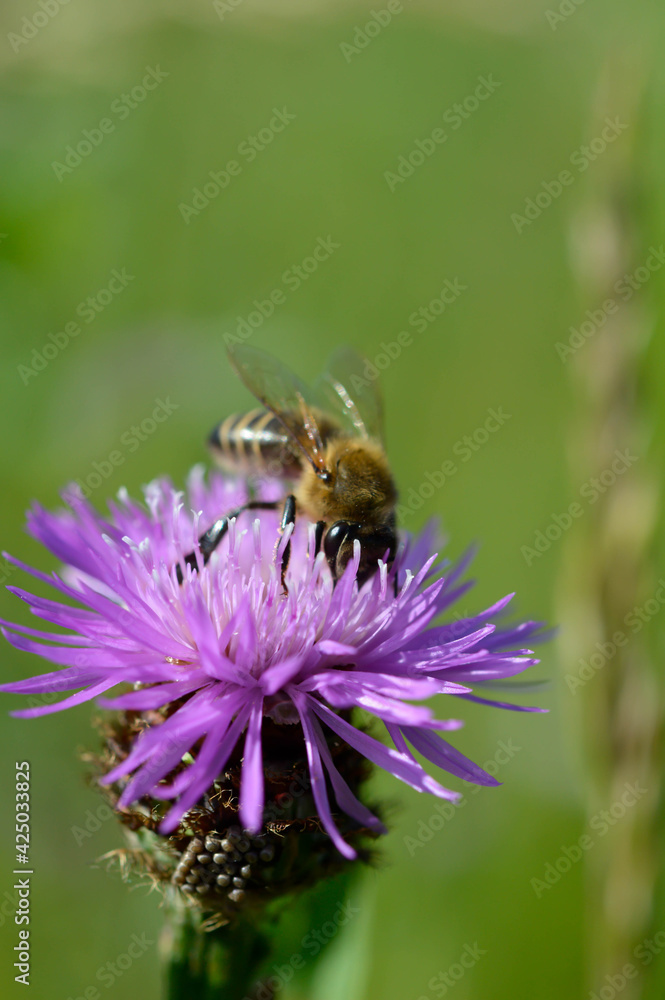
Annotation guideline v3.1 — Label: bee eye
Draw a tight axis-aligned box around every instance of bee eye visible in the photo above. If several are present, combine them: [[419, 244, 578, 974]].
[[323, 521, 351, 561]]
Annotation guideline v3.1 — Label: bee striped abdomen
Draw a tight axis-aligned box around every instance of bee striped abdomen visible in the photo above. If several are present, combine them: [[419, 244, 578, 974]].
[[208, 408, 301, 478]]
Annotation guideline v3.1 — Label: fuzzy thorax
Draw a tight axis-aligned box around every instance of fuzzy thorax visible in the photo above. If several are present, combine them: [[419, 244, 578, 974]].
[[296, 438, 397, 524]]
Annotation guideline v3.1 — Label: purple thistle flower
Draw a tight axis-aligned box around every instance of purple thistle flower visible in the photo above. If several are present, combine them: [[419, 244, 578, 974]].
[[0, 467, 546, 859]]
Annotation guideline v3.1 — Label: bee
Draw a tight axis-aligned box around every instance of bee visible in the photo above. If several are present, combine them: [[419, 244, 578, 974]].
[[177, 344, 398, 590]]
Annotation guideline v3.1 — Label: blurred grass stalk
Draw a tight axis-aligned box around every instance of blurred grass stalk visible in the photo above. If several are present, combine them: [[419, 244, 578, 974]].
[[558, 51, 662, 998]]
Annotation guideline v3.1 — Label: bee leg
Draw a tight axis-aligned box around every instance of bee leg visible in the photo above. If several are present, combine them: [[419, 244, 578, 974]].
[[277, 494, 297, 594], [176, 500, 279, 583], [393, 570, 399, 598]]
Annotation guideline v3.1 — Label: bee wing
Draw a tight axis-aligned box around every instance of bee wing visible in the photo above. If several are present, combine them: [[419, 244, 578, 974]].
[[227, 343, 330, 476], [313, 347, 385, 441]]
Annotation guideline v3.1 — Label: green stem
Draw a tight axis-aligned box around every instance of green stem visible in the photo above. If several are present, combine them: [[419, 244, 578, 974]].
[[162, 904, 273, 1000], [561, 50, 659, 999]]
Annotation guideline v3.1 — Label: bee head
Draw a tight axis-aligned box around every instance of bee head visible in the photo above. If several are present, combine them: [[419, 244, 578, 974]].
[[323, 520, 397, 587]]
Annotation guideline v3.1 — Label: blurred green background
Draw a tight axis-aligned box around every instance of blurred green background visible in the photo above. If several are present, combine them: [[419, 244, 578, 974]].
[[0, 1, 664, 998]]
